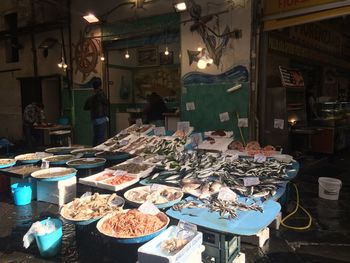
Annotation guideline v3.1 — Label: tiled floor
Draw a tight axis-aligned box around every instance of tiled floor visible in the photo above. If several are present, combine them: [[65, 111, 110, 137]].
[[1, 152, 349, 262]]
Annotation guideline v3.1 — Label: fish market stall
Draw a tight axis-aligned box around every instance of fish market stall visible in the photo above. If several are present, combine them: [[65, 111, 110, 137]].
[[10, 123, 300, 263]]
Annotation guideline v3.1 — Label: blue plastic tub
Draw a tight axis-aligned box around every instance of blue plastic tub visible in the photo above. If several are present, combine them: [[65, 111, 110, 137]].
[[11, 182, 32, 206], [35, 218, 62, 257]]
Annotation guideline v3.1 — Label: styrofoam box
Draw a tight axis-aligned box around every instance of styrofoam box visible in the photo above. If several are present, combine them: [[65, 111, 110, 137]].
[[37, 176, 77, 206], [79, 171, 116, 187], [10, 177, 37, 200], [138, 226, 203, 263]]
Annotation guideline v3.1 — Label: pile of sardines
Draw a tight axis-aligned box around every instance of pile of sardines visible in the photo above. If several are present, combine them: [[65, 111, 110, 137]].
[[143, 151, 292, 199]]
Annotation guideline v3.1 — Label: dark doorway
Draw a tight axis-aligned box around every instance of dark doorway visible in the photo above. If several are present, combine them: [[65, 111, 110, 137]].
[[20, 78, 42, 112]]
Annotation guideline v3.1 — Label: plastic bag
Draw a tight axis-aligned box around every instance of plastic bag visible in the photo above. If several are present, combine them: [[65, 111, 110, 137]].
[[23, 218, 56, 249]]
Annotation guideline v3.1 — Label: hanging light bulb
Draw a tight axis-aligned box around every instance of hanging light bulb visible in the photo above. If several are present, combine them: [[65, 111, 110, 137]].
[[57, 62, 63, 68], [197, 58, 207, 69], [164, 46, 169, 56], [125, 50, 130, 59], [100, 55, 105, 61]]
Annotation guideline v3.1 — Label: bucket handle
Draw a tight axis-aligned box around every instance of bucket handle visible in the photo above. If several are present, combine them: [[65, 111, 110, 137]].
[[319, 184, 340, 195]]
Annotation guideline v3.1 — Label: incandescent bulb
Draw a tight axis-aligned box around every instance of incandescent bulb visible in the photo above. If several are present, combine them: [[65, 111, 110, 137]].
[[125, 51, 130, 59], [63, 64, 68, 69], [58, 63, 62, 68], [100, 56, 105, 61], [164, 47, 169, 56], [197, 59, 207, 69]]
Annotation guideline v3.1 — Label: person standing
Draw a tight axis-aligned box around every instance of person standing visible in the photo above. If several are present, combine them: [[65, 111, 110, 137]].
[[143, 92, 167, 125], [23, 102, 45, 149], [84, 78, 109, 146]]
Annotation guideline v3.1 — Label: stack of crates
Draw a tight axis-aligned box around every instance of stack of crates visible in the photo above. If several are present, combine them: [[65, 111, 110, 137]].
[[200, 227, 240, 263]]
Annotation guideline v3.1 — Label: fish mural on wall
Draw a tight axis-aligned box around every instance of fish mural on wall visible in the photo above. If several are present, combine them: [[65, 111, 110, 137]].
[[182, 65, 249, 86]]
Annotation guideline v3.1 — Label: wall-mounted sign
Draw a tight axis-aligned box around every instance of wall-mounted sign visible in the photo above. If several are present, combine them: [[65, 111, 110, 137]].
[[289, 23, 342, 56], [268, 36, 350, 69], [264, 0, 340, 16], [279, 66, 304, 87]]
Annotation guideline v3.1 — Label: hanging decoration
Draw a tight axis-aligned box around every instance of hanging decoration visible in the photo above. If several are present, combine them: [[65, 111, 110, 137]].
[[72, 31, 101, 82], [186, 0, 242, 69]]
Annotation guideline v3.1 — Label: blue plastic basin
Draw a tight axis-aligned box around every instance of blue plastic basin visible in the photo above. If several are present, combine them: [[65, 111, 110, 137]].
[[35, 218, 62, 257], [11, 183, 32, 206]]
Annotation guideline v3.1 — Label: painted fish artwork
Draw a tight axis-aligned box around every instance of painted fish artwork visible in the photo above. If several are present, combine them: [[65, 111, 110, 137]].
[[182, 65, 249, 85]]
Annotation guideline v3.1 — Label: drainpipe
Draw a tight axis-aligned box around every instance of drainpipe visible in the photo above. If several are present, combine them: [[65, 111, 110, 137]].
[[30, 0, 38, 76], [249, 0, 263, 141]]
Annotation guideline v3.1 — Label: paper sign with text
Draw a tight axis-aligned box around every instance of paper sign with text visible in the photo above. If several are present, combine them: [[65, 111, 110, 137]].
[[138, 200, 160, 215], [254, 154, 266, 163], [135, 118, 143, 127], [238, 118, 248, 127], [219, 112, 230, 122], [154, 126, 166, 136], [274, 119, 284, 129], [186, 102, 196, 111], [243, 177, 260, 187], [218, 187, 237, 201], [177, 121, 190, 132]]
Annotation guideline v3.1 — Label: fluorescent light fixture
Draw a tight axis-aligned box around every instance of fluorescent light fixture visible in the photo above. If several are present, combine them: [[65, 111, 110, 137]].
[[174, 2, 187, 12], [83, 13, 99, 23]]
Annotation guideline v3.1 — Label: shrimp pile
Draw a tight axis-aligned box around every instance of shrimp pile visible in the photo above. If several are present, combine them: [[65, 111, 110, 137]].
[[101, 210, 166, 238]]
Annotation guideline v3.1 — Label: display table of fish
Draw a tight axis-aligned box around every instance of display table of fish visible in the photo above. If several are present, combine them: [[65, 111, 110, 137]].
[[166, 196, 281, 236]]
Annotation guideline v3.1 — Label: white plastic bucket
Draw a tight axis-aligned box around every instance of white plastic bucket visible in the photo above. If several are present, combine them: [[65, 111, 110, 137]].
[[318, 177, 342, 200]]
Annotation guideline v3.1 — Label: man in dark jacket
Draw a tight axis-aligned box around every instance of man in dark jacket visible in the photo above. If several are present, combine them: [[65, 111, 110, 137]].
[[84, 79, 109, 146]]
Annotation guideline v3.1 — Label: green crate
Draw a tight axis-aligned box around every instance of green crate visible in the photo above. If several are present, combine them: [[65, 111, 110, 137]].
[[202, 244, 240, 263], [198, 226, 240, 262]]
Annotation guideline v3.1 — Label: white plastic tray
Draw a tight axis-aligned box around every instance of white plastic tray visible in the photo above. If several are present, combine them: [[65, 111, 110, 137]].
[[79, 171, 116, 187], [97, 174, 139, 192]]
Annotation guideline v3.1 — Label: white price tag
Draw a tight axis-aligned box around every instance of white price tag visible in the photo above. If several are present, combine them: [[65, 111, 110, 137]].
[[177, 121, 190, 133], [35, 152, 47, 158], [119, 140, 129, 146], [41, 161, 49, 169], [136, 118, 143, 127], [190, 133, 203, 147], [75, 153, 84, 158], [254, 154, 266, 163], [154, 126, 166, 136], [274, 119, 284, 129], [243, 177, 260, 187], [138, 200, 160, 215], [177, 220, 197, 239], [113, 170, 128, 176], [218, 187, 237, 201], [186, 102, 195, 111], [238, 118, 248, 127], [150, 184, 166, 192], [219, 112, 230, 122]]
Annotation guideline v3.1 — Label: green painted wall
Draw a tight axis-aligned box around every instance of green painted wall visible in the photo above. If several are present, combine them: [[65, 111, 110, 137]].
[[181, 83, 249, 142], [72, 89, 94, 146]]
